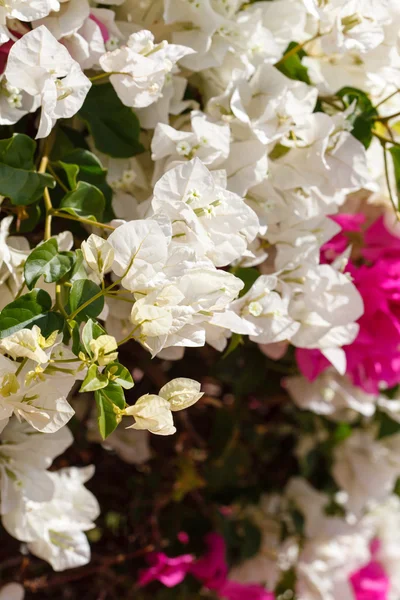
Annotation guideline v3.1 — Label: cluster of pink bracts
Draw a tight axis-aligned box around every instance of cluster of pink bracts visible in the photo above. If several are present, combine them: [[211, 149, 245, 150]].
[[298, 214, 400, 394], [138, 533, 390, 600]]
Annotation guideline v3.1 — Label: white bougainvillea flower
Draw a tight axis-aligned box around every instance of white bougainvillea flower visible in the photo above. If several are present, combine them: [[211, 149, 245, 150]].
[[0, 0, 60, 25], [2, 465, 99, 571], [151, 111, 230, 183], [82, 234, 114, 282], [0, 75, 40, 126], [32, 0, 90, 39], [208, 64, 318, 145], [99, 29, 195, 109], [333, 430, 400, 516], [129, 266, 244, 356], [125, 394, 176, 436], [88, 335, 118, 366], [231, 275, 300, 344], [107, 219, 169, 292], [0, 583, 24, 600], [0, 352, 75, 434], [135, 74, 195, 130], [158, 377, 203, 411], [0, 325, 55, 363], [5, 25, 91, 138], [151, 158, 260, 267], [0, 419, 72, 515]]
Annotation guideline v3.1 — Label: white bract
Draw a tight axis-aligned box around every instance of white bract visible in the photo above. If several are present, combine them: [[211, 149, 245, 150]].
[[151, 158, 260, 267], [4, 26, 91, 138], [3, 465, 100, 571], [99, 30, 194, 109], [125, 378, 202, 435]]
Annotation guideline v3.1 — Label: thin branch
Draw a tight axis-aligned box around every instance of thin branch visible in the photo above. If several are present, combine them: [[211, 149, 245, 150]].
[[52, 210, 115, 231], [382, 142, 400, 221]]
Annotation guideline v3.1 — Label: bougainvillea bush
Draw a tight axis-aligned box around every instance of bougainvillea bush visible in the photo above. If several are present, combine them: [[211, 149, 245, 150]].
[[3, 0, 400, 598]]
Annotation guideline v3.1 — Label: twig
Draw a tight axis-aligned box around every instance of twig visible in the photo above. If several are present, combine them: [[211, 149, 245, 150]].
[[23, 546, 154, 592]]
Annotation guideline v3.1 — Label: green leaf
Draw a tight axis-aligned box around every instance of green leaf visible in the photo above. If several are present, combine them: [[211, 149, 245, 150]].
[[94, 381, 126, 439], [0, 289, 64, 338], [336, 87, 378, 149], [24, 238, 74, 289], [223, 333, 243, 359], [69, 280, 104, 323], [16, 204, 41, 234], [104, 362, 134, 389], [80, 364, 109, 392], [68, 319, 83, 356], [377, 411, 400, 439], [59, 181, 105, 221], [0, 134, 55, 205], [58, 161, 79, 189], [59, 150, 107, 187], [79, 83, 144, 158], [60, 249, 84, 284], [82, 318, 106, 355], [234, 267, 260, 297], [100, 381, 126, 409], [276, 42, 310, 84], [50, 125, 90, 162]]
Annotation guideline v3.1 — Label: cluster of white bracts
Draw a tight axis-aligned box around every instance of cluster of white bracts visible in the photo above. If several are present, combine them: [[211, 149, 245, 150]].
[[0, 0, 399, 587]]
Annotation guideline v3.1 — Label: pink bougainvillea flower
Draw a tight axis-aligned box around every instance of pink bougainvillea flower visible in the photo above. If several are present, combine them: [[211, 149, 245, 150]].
[[321, 213, 366, 263], [298, 214, 400, 393], [138, 552, 194, 588], [190, 533, 274, 600], [350, 560, 390, 600], [89, 14, 110, 43]]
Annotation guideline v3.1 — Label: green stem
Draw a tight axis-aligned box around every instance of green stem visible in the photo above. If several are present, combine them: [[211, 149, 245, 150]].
[[39, 155, 53, 241], [382, 142, 400, 221], [373, 132, 400, 147], [69, 276, 122, 321], [374, 88, 400, 111], [117, 323, 142, 347], [47, 164, 69, 192], [55, 284, 68, 318], [274, 33, 320, 67], [52, 210, 115, 231], [89, 71, 131, 83], [15, 357, 28, 377]]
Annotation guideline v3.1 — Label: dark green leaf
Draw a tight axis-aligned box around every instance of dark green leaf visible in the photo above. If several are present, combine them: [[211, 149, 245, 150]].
[[60, 150, 106, 187], [79, 83, 144, 158], [377, 411, 400, 439], [58, 161, 79, 189], [69, 280, 104, 323], [234, 267, 260, 297], [0, 134, 55, 205], [336, 87, 378, 149], [59, 181, 105, 221], [276, 42, 310, 84], [16, 204, 41, 233], [0, 289, 64, 338], [50, 125, 90, 162], [24, 238, 74, 289]]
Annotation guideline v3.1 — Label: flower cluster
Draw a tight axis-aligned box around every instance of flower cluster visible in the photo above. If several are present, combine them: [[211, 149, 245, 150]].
[[0, 0, 400, 598]]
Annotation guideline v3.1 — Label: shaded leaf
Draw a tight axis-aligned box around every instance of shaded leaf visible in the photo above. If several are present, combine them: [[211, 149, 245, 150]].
[[79, 83, 144, 158], [59, 181, 105, 221], [69, 280, 104, 323]]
